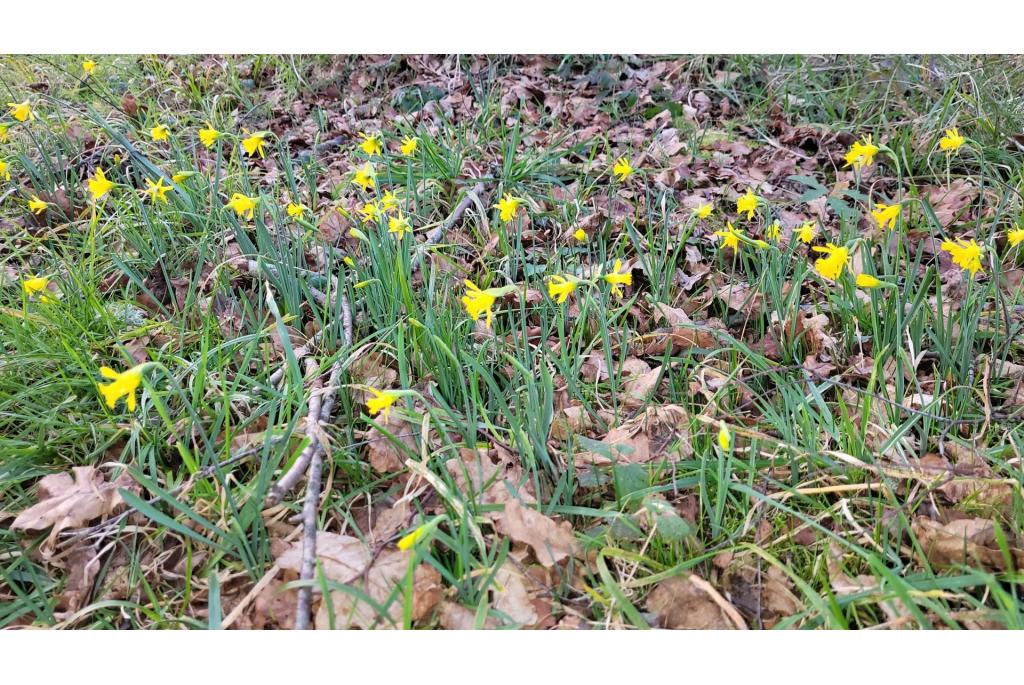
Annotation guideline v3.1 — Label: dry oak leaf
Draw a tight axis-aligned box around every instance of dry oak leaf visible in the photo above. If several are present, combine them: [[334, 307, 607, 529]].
[[494, 498, 579, 568], [913, 517, 1024, 572], [646, 575, 736, 629], [276, 531, 442, 629], [550, 405, 614, 441], [438, 601, 499, 630], [490, 560, 556, 628], [364, 410, 416, 474], [11, 466, 135, 549], [576, 404, 692, 465]]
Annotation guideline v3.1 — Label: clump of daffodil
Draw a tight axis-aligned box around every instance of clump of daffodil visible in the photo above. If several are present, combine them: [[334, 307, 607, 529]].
[[717, 420, 731, 451], [1008, 226, 1024, 248], [98, 363, 149, 411], [812, 243, 849, 281], [7, 100, 33, 122], [547, 274, 580, 304], [388, 212, 411, 239], [353, 162, 375, 192], [941, 238, 984, 276], [574, 228, 587, 242], [242, 131, 269, 158], [796, 221, 816, 244], [0, 160, 11, 182], [366, 386, 402, 420], [400, 137, 418, 156], [226, 193, 257, 220], [287, 203, 305, 219], [150, 124, 170, 142], [612, 157, 634, 182], [939, 127, 965, 153], [22, 275, 52, 302], [87, 167, 114, 201], [28, 195, 48, 215], [694, 202, 713, 220], [359, 132, 383, 156], [765, 221, 781, 241], [494, 193, 523, 222], [83, 60, 97, 75], [713, 223, 744, 251], [198, 125, 221, 149], [844, 135, 879, 170], [603, 259, 632, 297], [143, 177, 171, 204], [461, 280, 516, 329], [871, 203, 901, 230], [736, 189, 758, 220]]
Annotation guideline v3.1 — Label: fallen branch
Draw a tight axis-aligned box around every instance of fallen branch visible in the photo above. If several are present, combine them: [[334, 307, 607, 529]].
[[417, 182, 487, 255]]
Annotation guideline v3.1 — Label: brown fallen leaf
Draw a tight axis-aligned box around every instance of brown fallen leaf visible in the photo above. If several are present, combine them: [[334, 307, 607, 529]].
[[364, 410, 415, 474], [276, 531, 442, 629], [646, 575, 736, 629], [11, 466, 135, 550], [493, 498, 579, 568], [576, 404, 692, 465], [438, 601, 499, 629], [913, 517, 1024, 572]]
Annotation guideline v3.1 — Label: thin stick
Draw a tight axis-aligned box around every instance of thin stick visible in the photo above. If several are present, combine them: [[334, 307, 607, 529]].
[[418, 182, 486, 253], [266, 359, 323, 506]]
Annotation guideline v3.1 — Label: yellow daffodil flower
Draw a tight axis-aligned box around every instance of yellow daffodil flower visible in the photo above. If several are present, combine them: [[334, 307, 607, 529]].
[[462, 280, 502, 328], [547, 275, 578, 304], [717, 420, 731, 451], [494, 193, 522, 222], [353, 162, 375, 192], [366, 386, 401, 419], [83, 60, 97, 75], [797, 221, 816, 244], [287, 203, 304, 218], [713, 223, 743, 251], [694, 202, 713, 219], [22, 275, 51, 302], [812, 243, 849, 281], [198, 125, 221, 149], [242, 131, 268, 158], [603, 259, 632, 297], [939, 128, 965, 152], [226, 193, 257, 220], [765, 221, 781, 241], [844, 135, 879, 169], [574, 228, 587, 242], [359, 200, 381, 222], [400, 137, 418, 156], [871, 203, 900, 230], [612, 157, 634, 182], [736, 189, 758, 220], [1008, 226, 1024, 247], [0, 160, 10, 182], [28, 195, 48, 215], [359, 132, 383, 156], [171, 171, 194, 184], [87, 167, 114, 201], [7, 100, 33, 122], [388, 212, 411, 239], [0, 125, 8, 142], [143, 177, 171, 203], [397, 525, 426, 551], [855, 273, 882, 289], [380, 190, 399, 213], [150, 124, 170, 142], [98, 364, 147, 411], [941, 238, 984, 276]]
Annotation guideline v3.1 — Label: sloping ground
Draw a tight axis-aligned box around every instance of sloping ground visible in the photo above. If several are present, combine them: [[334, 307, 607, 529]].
[[1, 55, 1023, 629]]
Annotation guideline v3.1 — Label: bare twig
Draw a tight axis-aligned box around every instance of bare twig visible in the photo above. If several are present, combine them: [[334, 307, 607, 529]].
[[266, 359, 324, 506], [417, 182, 487, 254]]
